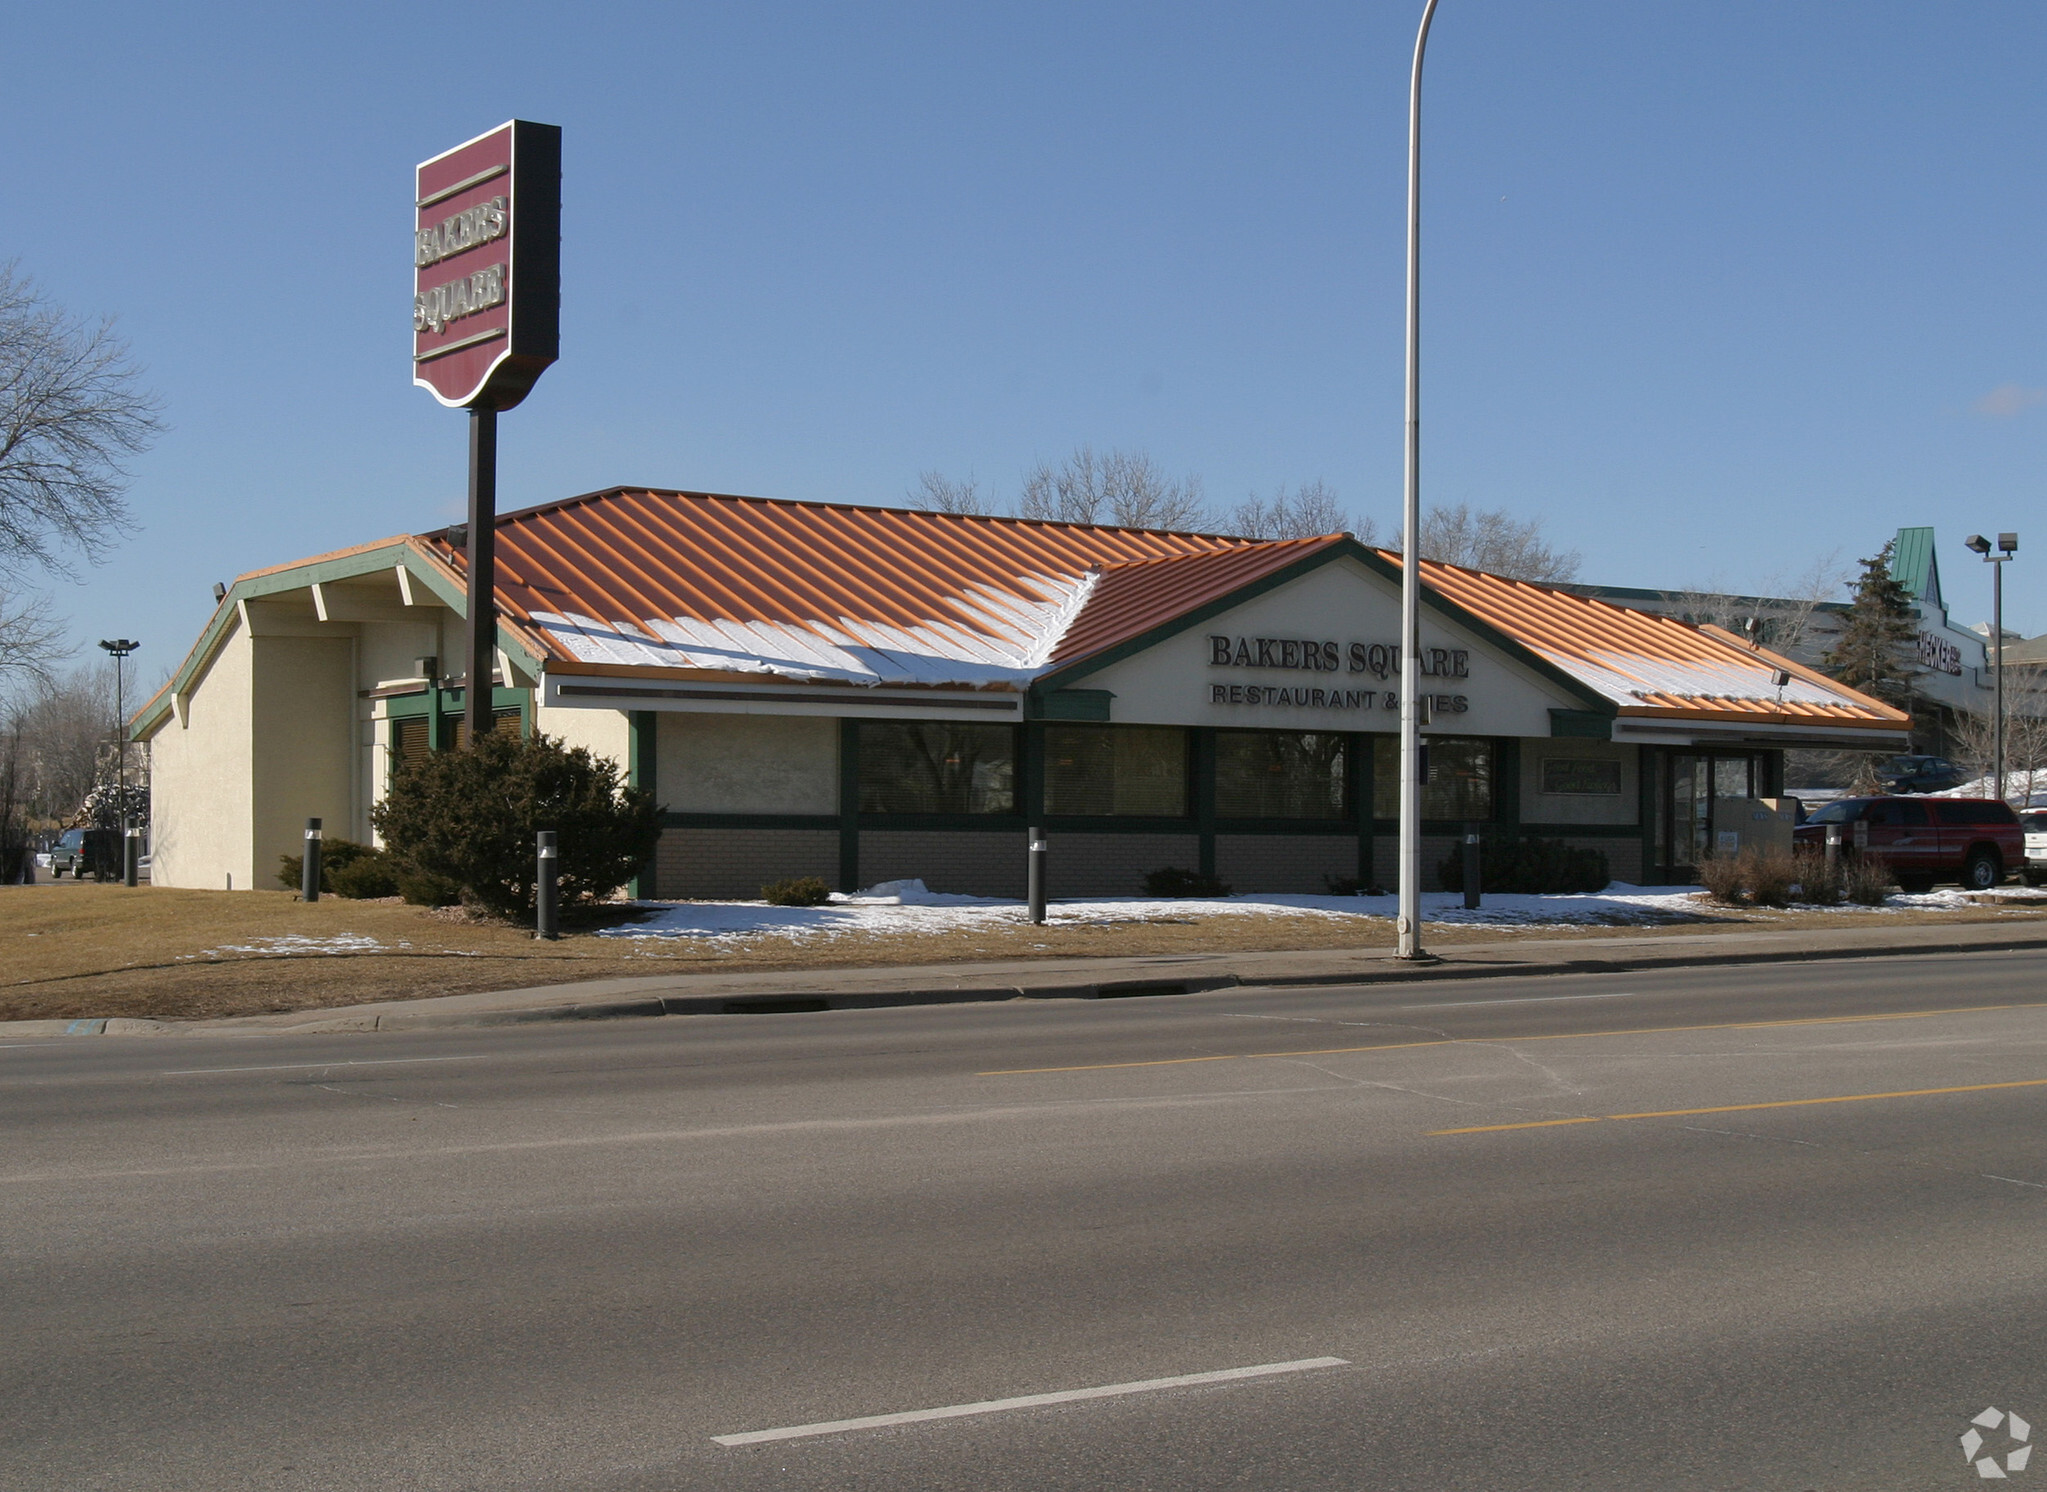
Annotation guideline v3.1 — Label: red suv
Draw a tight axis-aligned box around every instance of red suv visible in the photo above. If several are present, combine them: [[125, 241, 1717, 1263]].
[[1792, 796, 2021, 892]]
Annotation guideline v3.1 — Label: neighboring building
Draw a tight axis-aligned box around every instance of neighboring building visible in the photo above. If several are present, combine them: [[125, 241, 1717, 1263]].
[[133, 489, 1907, 895], [1568, 526, 1998, 757]]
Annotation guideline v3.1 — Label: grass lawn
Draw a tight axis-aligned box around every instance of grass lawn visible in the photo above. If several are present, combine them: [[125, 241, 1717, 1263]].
[[1, 881, 2038, 1024]]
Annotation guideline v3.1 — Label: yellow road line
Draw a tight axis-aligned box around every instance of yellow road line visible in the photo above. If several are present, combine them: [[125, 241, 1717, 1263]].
[[976, 1001, 2043, 1076], [1430, 1077, 2047, 1136]]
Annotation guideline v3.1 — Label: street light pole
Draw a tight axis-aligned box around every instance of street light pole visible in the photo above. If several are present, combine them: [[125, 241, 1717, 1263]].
[[1966, 533, 2019, 803], [1398, 0, 1442, 961], [97, 638, 140, 823]]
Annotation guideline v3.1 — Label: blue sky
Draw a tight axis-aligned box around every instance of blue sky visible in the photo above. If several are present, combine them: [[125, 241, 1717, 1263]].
[[4, 0, 2044, 687]]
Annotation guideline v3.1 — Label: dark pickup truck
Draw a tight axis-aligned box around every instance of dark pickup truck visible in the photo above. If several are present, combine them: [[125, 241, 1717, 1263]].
[[1792, 796, 2021, 892]]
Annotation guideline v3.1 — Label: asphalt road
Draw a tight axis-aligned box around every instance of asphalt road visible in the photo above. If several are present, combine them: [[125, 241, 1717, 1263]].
[[5, 950, 2046, 1490]]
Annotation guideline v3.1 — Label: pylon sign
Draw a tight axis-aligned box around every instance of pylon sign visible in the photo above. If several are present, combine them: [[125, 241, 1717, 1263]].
[[413, 120, 561, 410]]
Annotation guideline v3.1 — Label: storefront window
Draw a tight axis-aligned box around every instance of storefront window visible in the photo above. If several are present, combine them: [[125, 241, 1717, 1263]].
[[1372, 736, 1494, 820], [858, 722, 1017, 814], [1214, 730, 1348, 819], [1044, 725, 1189, 816]]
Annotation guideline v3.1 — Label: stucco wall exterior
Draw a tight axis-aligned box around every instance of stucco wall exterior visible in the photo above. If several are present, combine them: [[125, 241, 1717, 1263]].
[[1520, 741, 1640, 827], [534, 702, 632, 769], [251, 636, 356, 889], [147, 619, 255, 889], [657, 712, 837, 814], [1078, 556, 1586, 740]]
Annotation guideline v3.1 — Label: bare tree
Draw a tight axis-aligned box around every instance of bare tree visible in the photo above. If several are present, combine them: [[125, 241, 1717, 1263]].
[[1018, 445, 1207, 530], [1948, 663, 2047, 803], [1386, 503, 1580, 583], [904, 469, 990, 517], [1670, 553, 1850, 663], [1225, 479, 1356, 541], [0, 587, 61, 687], [0, 263, 162, 580], [3, 662, 116, 830]]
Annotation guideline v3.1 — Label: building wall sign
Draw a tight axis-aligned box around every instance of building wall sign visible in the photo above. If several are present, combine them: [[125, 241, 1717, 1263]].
[[413, 120, 561, 411], [1080, 561, 1582, 736], [1204, 633, 1471, 713], [1919, 631, 1962, 675], [1207, 634, 1469, 680]]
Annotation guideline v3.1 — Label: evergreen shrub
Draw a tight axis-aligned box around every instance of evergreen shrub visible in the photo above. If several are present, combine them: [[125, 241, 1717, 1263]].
[[762, 876, 832, 907], [370, 731, 659, 918], [277, 837, 381, 895], [1143, 866, 1232, 898]]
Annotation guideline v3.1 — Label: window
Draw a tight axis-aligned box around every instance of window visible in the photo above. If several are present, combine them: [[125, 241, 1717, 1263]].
[[451, 708, 523, 751], [1044, 725, 1189, 817], [1541, 757, 1622, 796], [859, 722, 1017, 814], [1372, 736, 1495, 820], [1214, 730, 1347, 819], [1934, 800, 2017, 826], [391, 717, 430, 770]]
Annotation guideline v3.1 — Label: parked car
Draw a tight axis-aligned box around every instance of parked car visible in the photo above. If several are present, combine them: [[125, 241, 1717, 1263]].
[[47, 827, 121, 881], [1879, 755, 1969, 794], [2021, 810, 2047, 887], [1792, 795, 2021, 892]]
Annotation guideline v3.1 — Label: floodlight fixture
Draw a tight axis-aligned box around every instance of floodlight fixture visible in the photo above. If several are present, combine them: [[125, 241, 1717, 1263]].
[[1965, 530, 2021, 802]]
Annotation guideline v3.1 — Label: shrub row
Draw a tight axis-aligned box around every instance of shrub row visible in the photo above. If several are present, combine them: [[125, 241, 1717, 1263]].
[[1438, 836, 1610, 895], [1697, 847, 1895, 908]]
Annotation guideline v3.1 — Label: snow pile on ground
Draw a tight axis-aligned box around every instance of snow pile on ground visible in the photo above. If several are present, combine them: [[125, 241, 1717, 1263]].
[[1936, 771, 2047, 808], [597, 879, 1726, 946], [185, 933, 395, 958]]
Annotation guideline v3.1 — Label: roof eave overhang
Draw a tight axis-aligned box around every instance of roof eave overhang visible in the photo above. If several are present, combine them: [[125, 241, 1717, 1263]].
[[542, 669, 1026, 720], [1611, 717, 1912, 750]]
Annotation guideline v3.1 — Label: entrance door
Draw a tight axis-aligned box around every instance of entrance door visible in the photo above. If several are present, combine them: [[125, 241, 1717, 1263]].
[[1662, 751, 1763, 878]]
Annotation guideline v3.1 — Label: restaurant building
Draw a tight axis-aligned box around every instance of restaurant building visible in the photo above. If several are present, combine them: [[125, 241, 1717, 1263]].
[[133, 489, 1909, 896]]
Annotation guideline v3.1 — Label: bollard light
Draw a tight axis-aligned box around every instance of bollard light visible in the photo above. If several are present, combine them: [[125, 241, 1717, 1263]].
[[535, 830, 559, 940], [302, 819, 322, 903], [1026, 827, 1048, 926], [1462, 824, 1481, 911]]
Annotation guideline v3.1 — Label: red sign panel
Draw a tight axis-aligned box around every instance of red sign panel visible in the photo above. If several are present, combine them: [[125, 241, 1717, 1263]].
[[413, 120, 561, 411]]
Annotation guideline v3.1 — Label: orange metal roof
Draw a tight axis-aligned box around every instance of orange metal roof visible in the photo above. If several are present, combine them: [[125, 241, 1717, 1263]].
[[1416, 558, 1907, 726], [1046, 538, 1344, 665], [421, 488, 1265, 688], [184, 487, 1899, 734]]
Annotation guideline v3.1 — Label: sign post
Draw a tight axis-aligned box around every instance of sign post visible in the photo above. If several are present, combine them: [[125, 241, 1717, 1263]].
[[414, 120, 561, 749]]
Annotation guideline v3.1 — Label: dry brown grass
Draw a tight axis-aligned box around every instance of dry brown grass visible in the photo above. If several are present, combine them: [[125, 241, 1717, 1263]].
[[0, 882, 2038, 1024]]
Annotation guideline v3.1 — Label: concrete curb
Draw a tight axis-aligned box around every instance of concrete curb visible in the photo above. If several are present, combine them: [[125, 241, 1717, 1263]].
[[11, 922, 2047, 1039]]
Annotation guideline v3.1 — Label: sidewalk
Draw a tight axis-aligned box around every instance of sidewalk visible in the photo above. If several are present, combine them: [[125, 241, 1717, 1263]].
[[11, 917, 2047, 1040]]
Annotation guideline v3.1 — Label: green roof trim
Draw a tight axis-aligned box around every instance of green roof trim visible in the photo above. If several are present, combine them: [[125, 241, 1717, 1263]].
[[1027, 688, 1115, 721], [130, 539, 546, 739]]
